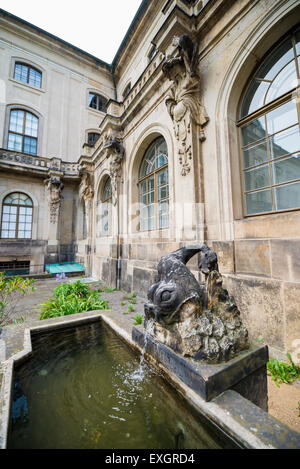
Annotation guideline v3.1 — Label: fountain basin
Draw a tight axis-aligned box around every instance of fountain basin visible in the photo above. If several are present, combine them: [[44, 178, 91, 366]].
[[132, 325, 268, 409], [0, 311, 300, 449]]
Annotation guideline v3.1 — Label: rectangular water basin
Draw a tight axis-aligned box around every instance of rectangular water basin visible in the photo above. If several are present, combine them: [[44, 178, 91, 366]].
[[7, 319, 239, 449]]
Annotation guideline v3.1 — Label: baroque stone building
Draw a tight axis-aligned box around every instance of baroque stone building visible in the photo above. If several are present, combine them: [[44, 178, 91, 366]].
[[0, 0, 300, 363]]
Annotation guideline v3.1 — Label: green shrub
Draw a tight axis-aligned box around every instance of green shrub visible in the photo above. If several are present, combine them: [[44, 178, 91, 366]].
[[40, 280, 109, 320], [0, 272, 35, 326], [267, 353, 300, 387]]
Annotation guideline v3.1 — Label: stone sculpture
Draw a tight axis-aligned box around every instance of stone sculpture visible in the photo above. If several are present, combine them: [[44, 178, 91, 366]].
[[163, 34, 209, 175], [79, 165, 94, 204], [103, 136, 125, 206], [144, 244, 249, 363], [44, 176, 64, 224]]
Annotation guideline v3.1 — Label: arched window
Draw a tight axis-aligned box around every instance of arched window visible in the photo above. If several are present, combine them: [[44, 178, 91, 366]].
[[1, 193, 33, 239], [7, 109, 39, 155], [139, 137, 169, 231], [99, 178, 112, 236], [14, 62, 42, 88], [238, 28, 300, 216], [88, 92, 107, 113]]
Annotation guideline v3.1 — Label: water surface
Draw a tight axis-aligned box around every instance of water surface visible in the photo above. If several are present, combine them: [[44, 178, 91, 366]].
[[8, 321, 237, 449]]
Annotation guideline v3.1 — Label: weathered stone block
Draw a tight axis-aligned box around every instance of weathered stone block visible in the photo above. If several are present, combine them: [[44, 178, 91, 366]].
[[132, 267, 155, 297], [270, 239, 300, 283], [224, 275, 284, 350], [212, 241, 234, 274], [235, 240, 271, 277]]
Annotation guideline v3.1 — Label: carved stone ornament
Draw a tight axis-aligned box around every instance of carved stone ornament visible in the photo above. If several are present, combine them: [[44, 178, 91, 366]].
[[78, 164, 94, 204], [144, 245, 249, 363], [162, 34, 209, 176], [103, 136, 125, 206], [44, 176, 64, 224]]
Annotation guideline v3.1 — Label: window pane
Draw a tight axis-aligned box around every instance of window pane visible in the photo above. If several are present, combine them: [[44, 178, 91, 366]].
[[28, 68, 42, 88], [274, 181, 300, 210], [241, 117, 266, 146], [265, 61, 298, 104], [272, 154, 300, 185], [25, 113, 38, 137], [266, 100, 298, 135], [242, 140, 268, 168], [240, 80, 270, 117], [102, 178, 112, 201], [23, 136, 37, 156], [256, 37, 294, 81], [14, 63, 28, 83], [245, 189, 272, 214], [158, 185, 169, 201], [9, 110, 24, 133], [269, 125, 300, 159], [157, 169, 168, 186], [8, 133, 22, 152], [244, 165, 270, 191]]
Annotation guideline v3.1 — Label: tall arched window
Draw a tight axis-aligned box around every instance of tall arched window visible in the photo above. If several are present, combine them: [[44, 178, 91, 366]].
[[1, 193, 33, 239], [99, 178, 112, 236], [139, 137, 169, 231], [7, 109, 39, 155], [238, 27, 300, 216]]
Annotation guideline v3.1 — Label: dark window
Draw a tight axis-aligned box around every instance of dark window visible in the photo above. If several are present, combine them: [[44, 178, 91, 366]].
[[1, 193, 33, 239], [88, 93, 107, 112], [7, 109, 38, 155], [87, 132, 100, 145], [14, 63, 42, 88], [0, 261, 30, 276], [122, 83, 131, 100]]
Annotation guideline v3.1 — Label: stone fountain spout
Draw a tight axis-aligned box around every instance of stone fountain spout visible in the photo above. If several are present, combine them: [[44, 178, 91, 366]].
[[144, 244, 249, 363]]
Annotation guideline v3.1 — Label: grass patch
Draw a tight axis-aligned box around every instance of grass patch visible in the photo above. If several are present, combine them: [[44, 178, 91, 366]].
[[131, 314, 143, 326], [267, 353, 300, 387], [39, 280, 109, 320]]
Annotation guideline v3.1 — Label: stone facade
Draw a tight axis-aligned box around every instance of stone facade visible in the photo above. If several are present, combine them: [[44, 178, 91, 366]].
[[0, 0, 300, 363]]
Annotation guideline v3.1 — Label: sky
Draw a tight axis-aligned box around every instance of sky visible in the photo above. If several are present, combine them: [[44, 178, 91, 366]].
[[0, 0, 143, 63]]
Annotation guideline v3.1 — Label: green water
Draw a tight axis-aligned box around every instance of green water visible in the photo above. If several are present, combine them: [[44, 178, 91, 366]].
[[8, 321, 236, 449]]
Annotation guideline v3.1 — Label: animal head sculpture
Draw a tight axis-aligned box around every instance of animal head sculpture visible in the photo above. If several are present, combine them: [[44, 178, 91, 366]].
[[145, 244, 214, 325]]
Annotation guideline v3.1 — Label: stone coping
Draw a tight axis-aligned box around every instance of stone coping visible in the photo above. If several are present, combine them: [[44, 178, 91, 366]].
[[1, 310, 300, 449]]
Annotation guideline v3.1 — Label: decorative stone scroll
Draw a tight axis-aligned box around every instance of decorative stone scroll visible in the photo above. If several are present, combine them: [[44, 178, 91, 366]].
[[162, 34, 209, 176], [144, 244, 249, 363], [44, 176, 64, 224], [103, 135, 125, 206]]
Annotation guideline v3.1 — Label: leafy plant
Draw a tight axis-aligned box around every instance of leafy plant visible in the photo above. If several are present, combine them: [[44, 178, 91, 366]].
[[267, 353, 300, 387], [120, 301, 126, 306], [131, 314, 143, 325], [103, 288, 117, 293], [0, 272, 35, 327], [39, 280, 109, 320], [128, 304, 135, 313]]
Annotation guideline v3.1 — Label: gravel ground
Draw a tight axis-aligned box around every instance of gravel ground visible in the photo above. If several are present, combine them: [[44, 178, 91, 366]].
[[0, 276, 299, 434]]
